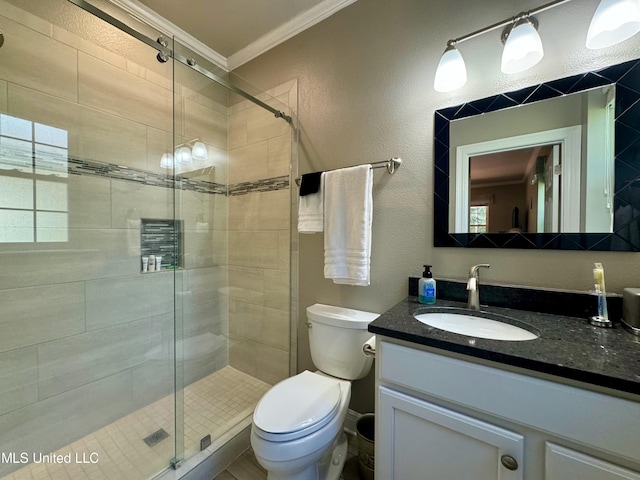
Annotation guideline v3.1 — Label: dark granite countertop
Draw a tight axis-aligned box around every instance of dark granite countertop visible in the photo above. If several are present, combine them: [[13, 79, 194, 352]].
[[368, 297, 640, 397]]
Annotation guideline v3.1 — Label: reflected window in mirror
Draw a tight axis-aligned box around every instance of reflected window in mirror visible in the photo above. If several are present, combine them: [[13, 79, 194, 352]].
[[434, 58, 640, 251], [469, 205, 488, 233]]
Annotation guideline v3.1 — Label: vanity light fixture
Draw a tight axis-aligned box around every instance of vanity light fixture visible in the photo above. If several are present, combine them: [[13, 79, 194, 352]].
[[586, 0, 640, 49], [175, 146, 193, 165], [160, 139, 207, 169], [434, 0, 571, 93], [501, 16, 544, 74], [191, 141, 209, 161], [160, 152, 174, 169], [434, 42, 468, 92]]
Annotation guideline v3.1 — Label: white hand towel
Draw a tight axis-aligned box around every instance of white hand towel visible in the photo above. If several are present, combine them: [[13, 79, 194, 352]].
[[297, 173, 324, 233], [324, 165, 373, 286]]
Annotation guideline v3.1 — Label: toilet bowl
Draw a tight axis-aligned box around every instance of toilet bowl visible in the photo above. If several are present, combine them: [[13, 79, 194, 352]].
[[251, 371, 351, 480], [251, 304, 379, 480]]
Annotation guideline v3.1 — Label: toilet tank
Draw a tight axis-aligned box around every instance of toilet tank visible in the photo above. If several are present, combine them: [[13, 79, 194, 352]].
[[306, 303, 379, 380]]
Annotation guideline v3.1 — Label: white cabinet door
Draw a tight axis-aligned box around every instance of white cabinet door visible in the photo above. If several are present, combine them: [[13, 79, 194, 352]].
[[378, 386, 524, 480], [545, 443, 640, 480]]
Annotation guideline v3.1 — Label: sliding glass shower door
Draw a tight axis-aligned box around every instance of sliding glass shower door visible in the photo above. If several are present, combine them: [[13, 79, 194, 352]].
[[0, 1, 177, 478], [0, 1, 296, 478]]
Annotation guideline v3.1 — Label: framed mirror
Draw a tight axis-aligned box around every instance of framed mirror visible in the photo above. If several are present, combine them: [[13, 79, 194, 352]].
[[434, 58, 640, 251]]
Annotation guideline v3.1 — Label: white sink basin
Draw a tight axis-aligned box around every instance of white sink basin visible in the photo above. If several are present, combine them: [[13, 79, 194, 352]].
[[414, 310, 539, 341]]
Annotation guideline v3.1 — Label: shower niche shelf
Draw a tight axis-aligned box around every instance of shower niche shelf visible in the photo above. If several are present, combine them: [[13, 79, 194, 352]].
[[140, 218, 183, 271]]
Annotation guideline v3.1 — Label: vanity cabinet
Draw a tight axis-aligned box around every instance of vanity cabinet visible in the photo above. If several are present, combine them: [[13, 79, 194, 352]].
[[376, 339, 640, 480], [379, 386, 524, 479]]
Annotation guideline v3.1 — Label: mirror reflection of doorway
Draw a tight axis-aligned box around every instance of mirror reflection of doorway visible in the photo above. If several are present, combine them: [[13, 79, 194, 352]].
[[469, 143, 562, 233]]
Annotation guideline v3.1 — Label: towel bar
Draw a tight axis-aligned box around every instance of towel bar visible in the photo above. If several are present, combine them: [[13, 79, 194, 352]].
[[295, 157, 401, 186]]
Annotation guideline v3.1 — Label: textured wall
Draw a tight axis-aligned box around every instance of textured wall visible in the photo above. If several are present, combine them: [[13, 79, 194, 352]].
[[234, 0, 640, 413]]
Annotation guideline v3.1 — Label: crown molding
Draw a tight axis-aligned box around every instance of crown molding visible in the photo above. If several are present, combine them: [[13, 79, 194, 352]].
[[227, 0, 357, 70], [107, 0, 356, 72], [108, 0, 229, 71]]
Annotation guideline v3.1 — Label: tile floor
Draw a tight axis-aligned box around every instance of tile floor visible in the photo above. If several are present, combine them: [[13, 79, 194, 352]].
[[214, 444, 362, 480], [1, 367, 270, 480]]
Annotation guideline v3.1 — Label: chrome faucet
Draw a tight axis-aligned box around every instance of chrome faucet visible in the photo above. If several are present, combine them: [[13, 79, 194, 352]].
[[467, 264, 490, 311]]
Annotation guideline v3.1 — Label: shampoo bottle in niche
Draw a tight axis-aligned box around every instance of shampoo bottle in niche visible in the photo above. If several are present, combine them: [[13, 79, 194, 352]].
[[419, 264, 436, 304]]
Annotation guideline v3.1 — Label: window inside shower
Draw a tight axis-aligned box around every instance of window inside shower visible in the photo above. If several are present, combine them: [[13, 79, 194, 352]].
[[0, 114, 69, 243]]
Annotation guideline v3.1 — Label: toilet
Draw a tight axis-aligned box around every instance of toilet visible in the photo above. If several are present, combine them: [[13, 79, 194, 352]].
[[251, 303, 379, 480]]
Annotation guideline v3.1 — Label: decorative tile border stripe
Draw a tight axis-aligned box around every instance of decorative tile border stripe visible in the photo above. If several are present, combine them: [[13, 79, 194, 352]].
[[67, 157, 289, 196], [228, 175, 290, 196], [178, 177, 227, 195]]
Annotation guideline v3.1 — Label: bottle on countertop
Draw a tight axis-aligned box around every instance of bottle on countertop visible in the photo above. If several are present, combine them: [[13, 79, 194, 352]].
[[419, 264, 436, 305]]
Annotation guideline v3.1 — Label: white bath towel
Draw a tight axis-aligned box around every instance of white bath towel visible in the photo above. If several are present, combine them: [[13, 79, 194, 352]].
[[323, 165, 373, 286], [297, 173, 324, 233]]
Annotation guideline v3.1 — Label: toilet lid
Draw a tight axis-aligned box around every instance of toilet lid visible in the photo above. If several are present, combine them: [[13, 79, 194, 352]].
[[253, 371, 341, 437]]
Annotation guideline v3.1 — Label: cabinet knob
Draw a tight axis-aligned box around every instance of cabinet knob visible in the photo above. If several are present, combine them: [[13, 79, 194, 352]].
[[500, 455, 519, 471]]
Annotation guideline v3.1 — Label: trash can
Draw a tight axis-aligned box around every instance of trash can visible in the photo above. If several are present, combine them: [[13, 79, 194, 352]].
[[356, 413, 375, 480]]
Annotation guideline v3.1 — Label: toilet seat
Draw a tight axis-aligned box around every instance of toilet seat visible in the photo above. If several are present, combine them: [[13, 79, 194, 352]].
[[253, 371, 342, 442]]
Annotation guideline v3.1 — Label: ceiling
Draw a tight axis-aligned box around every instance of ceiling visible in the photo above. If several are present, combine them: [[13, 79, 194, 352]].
[[470, 145, 553, 187], [126, 0, 356, 70]]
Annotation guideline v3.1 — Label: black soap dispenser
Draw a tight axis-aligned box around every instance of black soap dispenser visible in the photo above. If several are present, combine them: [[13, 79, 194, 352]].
[[418, 265, 436, 305]]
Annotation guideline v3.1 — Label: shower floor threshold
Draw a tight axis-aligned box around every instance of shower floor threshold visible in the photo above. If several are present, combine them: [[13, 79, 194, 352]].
[[1, 366, 271, 480]]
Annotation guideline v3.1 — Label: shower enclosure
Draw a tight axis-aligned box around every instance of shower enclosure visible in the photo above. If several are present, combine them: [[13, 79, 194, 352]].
[[0, 0, 297, 478]]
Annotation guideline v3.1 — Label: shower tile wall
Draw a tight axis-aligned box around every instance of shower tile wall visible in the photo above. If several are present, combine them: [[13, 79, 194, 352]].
[[227, 81, 296, 385], [0, 2, 227, 476]]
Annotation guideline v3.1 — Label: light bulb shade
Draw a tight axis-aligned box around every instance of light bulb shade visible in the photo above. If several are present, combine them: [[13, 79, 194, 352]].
[[586, 0, 640, 49], [501, 18, 544, 74], [434, 44, 467, 92], [191, 141, 209, 161], [178, 146, 192, 164], [160, 152, 174, 169]]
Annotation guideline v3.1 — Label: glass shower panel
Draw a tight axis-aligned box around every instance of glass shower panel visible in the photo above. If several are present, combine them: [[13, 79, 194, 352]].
[[172, 43, 296, 468], [0, 1, 176, 479], [172, 39, 233, 465]]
